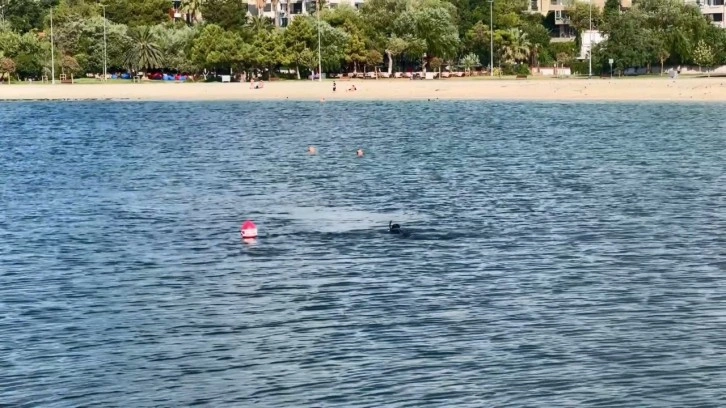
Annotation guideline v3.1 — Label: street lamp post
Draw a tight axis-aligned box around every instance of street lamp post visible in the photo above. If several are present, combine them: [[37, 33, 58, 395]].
[[489, 0, 493, 77], [100, 4, 108, 82], [588, 0, 592, 78], [50, 6, 55, 84], [316, 0, 322, 82]]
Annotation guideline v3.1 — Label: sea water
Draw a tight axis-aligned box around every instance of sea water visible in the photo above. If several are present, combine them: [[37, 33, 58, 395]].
[[1, 101, 725, 407]]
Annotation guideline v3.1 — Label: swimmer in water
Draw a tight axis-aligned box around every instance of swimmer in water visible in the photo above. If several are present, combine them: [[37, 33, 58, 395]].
[[308, 146, 317, 155], [389, 221, 401, 234], [357, 149, 364, 157]]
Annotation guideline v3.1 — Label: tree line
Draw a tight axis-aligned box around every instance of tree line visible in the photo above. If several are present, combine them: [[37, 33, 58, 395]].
[[1, 0, 725, 81]]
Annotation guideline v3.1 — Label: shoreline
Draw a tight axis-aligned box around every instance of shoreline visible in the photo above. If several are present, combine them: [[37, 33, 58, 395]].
[[2, 78, 726, 103]]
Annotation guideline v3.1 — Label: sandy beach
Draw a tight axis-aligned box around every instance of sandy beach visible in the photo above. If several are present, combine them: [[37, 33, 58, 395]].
[[1, 77, 726, 102]]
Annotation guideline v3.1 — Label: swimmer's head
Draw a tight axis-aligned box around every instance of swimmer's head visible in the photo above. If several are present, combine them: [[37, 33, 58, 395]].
[[356, 149, 364, 157], [308, 146, 317, 155]]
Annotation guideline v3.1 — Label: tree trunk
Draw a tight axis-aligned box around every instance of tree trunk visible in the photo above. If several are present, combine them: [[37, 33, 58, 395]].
[[660, 60, 664, 76], [386, 50, 393, 75], [296, 63, 301, 80], [286, 0, 291, 26]]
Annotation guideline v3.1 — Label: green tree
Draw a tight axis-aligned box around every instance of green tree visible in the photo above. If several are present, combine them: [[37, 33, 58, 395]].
[[567, 2, 603, 33], [0, 56, 16, 82], [360, 0, 407, 72], [323, 4, 364, 30], [692, 39, 714, 76], [104, 0, 170, 27], [428, 55, 443, 75], [393, 0, 459, 71], [318, 21, 349, 72], [61, 54, 81, 75], [191, 24, 245, 72], [344, 21, 367, 73], [282, 16, 315, 79], [125, 26, 162, 71], [365, 49, 383, 74], [521, 21, 550, 67], [200, 0, 248, 32], [465, 21, 491, 62], [497, 28, 531, 65], [0, 29, 22, 57], [383, 36, 408, 75], [2, 0, 58, 32], [248, 28, 285, 76], [656, 42, 670, 75], [603, 0, 621, 24], [151, 24, 198, 72], [597, 9, 650, 72]]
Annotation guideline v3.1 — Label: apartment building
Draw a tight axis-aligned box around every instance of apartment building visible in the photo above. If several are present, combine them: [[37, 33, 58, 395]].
[[244, 0, 723, 30], [694, 0, 726, 27], [248, 0, 363, 26], [528, 0, 633, 39]]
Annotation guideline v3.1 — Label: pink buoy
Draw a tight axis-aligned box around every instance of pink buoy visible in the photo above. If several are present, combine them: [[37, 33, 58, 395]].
[[241, 220, 258, 239]]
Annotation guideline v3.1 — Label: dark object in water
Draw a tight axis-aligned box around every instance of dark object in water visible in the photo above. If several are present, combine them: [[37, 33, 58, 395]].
[[389, 221, 402, 234]]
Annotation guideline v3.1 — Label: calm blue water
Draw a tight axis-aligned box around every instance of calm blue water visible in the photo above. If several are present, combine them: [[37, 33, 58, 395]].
[[1, 101, 725, 407]]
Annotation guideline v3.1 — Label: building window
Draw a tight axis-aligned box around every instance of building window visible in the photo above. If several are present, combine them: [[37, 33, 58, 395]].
[[712, 13, 724, 22]]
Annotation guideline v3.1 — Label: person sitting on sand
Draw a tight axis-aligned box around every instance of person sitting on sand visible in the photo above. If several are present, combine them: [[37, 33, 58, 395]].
[[347, 85, 357, 92]]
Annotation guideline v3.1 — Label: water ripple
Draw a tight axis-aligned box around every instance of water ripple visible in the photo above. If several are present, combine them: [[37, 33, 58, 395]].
[[1, 101, 725, 407]]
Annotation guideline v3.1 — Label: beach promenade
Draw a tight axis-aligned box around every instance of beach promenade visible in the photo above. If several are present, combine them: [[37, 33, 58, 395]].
[[1, 77, 725, 102]]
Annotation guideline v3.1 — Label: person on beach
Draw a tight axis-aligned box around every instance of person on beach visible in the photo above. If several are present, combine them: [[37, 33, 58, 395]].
[[333, 82, 336, 92]]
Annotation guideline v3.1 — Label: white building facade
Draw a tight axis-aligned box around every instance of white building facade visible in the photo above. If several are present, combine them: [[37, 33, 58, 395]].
[[248, 0, 364, 26]]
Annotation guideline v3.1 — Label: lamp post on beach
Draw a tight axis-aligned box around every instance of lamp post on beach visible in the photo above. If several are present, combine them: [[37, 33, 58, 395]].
[[588, 0, 592, 78], [316, 0, 322, 82], [50, 6, 55, 84], [489, 0, 493, 77], [99, 4, 108, 82]]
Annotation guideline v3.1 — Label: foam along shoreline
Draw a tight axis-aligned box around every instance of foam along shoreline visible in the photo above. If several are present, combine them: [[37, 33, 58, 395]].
[[1, 78, 726, 102]]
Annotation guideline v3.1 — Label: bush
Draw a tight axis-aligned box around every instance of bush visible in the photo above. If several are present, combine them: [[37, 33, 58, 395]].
[[515, 64, 531, 76], [501, 63, 530, 76]]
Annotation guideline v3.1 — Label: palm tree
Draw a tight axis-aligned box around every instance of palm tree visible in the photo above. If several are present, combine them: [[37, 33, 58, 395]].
[[125, 26, 163, 72], [248, 15, 273, 33], [460, 53, 480, 76], [500, 28, 531, 65]]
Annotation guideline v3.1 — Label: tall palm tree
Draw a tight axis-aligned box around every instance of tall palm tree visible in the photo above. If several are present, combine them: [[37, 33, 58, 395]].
[[125, 26, 163, 72], [500, 28, 531, 65]]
